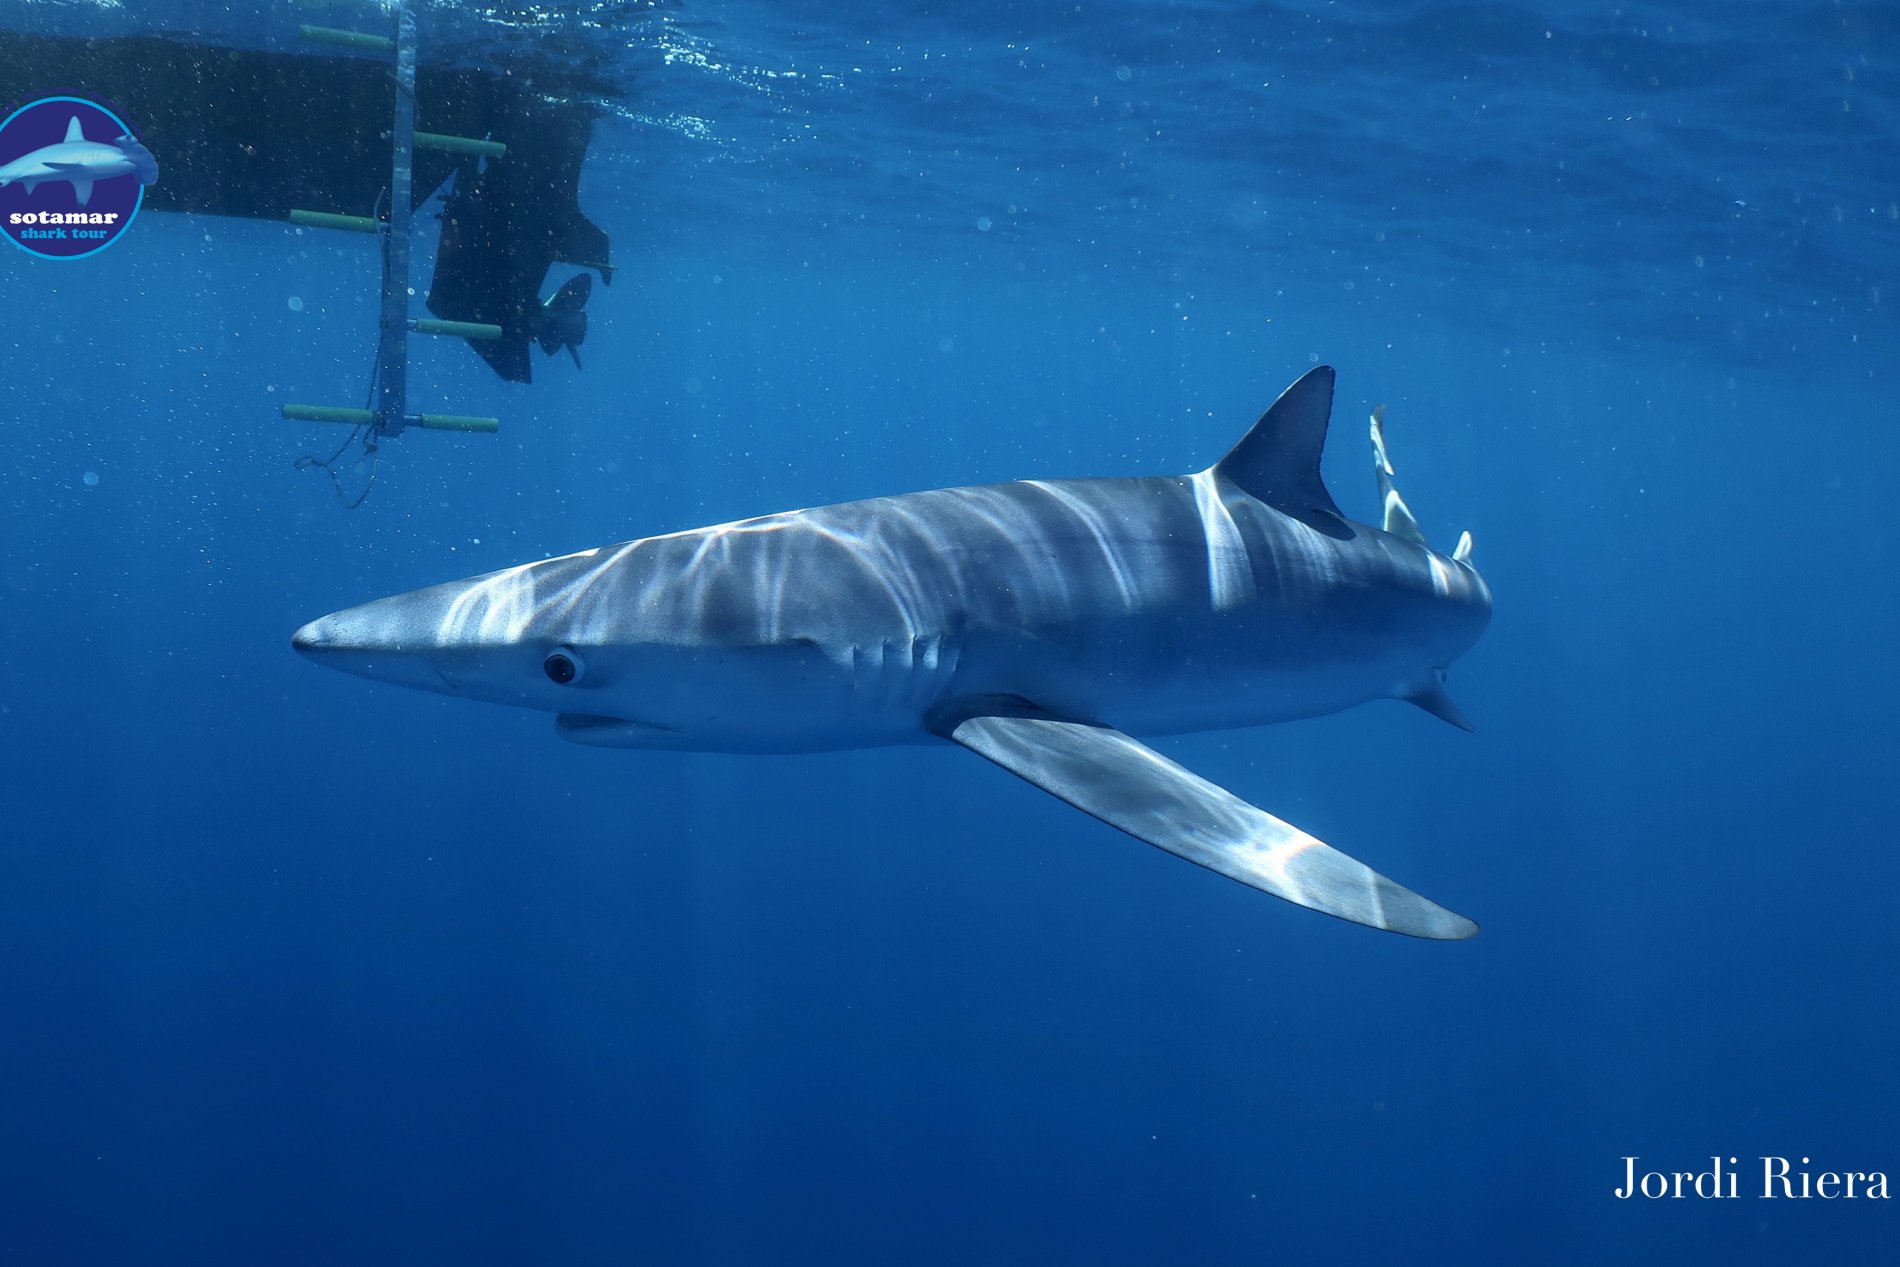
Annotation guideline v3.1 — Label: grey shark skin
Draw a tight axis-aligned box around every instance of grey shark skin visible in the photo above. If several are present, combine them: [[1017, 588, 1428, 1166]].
[[294, 367, 1492, 938], [0, 116, 159, 208]]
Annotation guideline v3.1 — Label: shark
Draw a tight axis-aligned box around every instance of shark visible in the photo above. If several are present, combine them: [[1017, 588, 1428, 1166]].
[[0, 115, 159, 208], [293, 367, 1492, 938]]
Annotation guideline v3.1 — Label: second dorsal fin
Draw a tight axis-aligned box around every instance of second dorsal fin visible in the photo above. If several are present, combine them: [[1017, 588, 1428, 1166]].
[[1212, 366, 1343, 520]]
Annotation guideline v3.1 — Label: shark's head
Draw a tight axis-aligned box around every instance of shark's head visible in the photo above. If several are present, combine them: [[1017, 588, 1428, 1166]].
[[291, 544, 821, 752], [293, 564, 581, 710], [113, 135, 160, 186], [291, 550, 675, 718]]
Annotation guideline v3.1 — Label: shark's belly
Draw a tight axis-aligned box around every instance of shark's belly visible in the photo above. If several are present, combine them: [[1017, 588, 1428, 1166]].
[[945, 610, 1405, 736], [646, 604, 1406, 752], [581, 636, 962, 752]]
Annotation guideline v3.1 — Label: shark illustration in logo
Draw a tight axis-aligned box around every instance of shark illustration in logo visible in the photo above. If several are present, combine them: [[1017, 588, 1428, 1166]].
[[294, 367, 1492, 937], [0, 115, 159, 207]]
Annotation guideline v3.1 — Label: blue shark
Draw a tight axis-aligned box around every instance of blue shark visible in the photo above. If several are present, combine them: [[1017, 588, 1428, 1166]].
[[0, 115, 159, 208], [293, 367, 1491, 938]]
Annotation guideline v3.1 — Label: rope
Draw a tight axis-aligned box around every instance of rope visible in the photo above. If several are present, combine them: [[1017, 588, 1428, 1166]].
[[294, 185, 392, 510]]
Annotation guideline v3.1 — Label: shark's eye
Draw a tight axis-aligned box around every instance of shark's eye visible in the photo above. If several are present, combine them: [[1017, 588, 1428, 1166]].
[[543, 648, 585, 685]]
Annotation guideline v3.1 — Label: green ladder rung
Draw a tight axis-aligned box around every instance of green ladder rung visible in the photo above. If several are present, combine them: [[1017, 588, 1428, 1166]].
[[412, 413, 501, 434], [416, 132, 508, 159], [289, 208, 379, 233], [283, 404, 376, 426], [412, 318, 504, 341], [299, 24, 394, 53], [283, 404, 499, 434]]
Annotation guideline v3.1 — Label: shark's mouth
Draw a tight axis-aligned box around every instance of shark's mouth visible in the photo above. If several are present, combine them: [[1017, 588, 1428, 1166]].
[[554, 713, 676, 748]]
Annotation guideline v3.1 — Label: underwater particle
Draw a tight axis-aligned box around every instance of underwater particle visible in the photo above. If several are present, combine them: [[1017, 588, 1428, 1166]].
[[977, 216, 992, 232], [288, 295, 305, 312], [81, 470, 99, 487], [1116, 65, 1132, 81]]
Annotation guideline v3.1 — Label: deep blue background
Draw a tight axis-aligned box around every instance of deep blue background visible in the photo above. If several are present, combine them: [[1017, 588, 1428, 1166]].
[[2, 2, 1896, 1263]]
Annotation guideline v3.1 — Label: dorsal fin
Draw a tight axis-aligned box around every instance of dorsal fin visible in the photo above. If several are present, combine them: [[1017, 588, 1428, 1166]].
[[64, 116, 84, 143], [1212, 366, 1343, 520]]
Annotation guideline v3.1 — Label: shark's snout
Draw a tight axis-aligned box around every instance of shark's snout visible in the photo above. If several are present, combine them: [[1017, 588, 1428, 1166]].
[[292, 609, 455, 694], [292, 612, 375, 660], [290, 616, 330, 657]]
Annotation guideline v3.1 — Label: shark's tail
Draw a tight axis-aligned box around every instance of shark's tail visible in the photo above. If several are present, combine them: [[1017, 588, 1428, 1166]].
[[1370, 403, 1482, 732], [1369, 402, 1476, 567], [113, 135, 160, 187]]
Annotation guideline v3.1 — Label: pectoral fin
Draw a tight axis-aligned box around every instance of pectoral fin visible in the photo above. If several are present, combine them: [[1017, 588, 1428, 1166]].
[[934, 708, 1477, 939], [69, 177, 94, 206]]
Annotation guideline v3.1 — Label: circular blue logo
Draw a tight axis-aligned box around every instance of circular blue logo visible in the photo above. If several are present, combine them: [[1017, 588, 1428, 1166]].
[[0, 96, 158, 260]]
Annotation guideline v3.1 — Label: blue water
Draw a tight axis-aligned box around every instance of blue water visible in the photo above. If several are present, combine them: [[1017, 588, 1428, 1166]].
[[3, 1, 1897, 1263]]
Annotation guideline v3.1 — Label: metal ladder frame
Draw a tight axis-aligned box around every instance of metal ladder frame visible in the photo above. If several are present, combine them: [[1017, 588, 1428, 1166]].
[[283, 0, 505, 437]]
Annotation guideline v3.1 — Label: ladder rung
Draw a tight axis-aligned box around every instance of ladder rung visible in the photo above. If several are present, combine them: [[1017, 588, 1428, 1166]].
[[414, 413, 500, 433], [284, 404, 375, 426], [283, 404, 500, 435], [416, 132, 508, 159], [299, 24, 394, 53], [289, 209, 379, 234], [413, 318, 504, 341]]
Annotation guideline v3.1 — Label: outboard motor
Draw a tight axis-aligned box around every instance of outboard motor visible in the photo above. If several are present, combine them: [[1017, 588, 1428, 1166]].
[[534, 272, 591, 369]]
